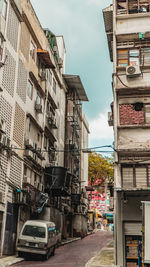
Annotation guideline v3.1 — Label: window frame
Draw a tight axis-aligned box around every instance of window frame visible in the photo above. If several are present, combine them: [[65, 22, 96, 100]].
[[121, 164, 150, 188], [52, 78, 56, 93], [30, 41, 36, 61], [27, 79, 33, 100], [1, 0, 7, 19]]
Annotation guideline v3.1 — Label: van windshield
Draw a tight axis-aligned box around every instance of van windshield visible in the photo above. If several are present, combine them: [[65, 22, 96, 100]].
[[22, 225, 46, 238]]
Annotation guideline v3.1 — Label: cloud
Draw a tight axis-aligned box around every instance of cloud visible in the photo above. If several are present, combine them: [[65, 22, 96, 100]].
[[89, 111, 113, 142]]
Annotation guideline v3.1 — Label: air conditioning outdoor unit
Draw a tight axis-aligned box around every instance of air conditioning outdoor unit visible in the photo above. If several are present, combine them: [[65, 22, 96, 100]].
[[23, 176, 31, 184], [25, 138, 33, 149], [0, 118, 6, 133], [126, 65, 141, 77], [58, 57, 63, 67], [35, 103, 42, 113], [0, 136, 10, 147], [34, 181, 38, 189], [38, 183, 43, 191], [25, 150, 34, 159], [53, 46, 58, 53]]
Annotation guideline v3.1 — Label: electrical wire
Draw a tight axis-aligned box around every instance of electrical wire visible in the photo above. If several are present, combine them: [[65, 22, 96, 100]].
[[2, 144, 115, 153]]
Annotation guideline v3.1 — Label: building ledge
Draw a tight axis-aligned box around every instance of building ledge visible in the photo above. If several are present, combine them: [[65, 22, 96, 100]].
[[118, 124, 150, 129], [116, 187, 150, 192], [116, 12, 150, 20]]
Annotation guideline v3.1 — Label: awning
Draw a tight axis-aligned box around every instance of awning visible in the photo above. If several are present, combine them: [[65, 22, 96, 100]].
[[103, 5, 113, 62], [63, 74, 88, 101], [37, 48, 55, 69]]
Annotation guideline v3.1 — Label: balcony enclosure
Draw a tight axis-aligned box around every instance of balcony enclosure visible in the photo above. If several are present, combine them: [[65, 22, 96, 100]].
[[117, 0, 150, 15]]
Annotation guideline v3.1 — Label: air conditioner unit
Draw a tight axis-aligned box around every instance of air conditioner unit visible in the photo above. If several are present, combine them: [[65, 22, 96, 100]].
[[34, 181, 38, 189], [35, 103, 42, 113], [24, 150, 34, 159], [126, 65, 141, 77], [41, 70, 47, 81], [33, 142, 37, 152], [37, 147, 41, 155], [0, 136, 10, 147], [47, 111, 54, 122], [38, 183, 43, 191], [25, 138, 33, 149], [0, 118, 6, 133], [49, 151, 57, 162], [23, 176, 31, 184], [53, 46, 58, 53], [58, 57, 63, 67]]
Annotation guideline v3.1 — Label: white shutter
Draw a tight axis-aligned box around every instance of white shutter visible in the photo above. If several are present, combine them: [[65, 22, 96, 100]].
[[122, 168, 133, 188], [135, 167, 147, 188]]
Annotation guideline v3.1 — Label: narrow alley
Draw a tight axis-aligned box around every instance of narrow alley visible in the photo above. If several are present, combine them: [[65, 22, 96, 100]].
[[13, 230, 113, 267]]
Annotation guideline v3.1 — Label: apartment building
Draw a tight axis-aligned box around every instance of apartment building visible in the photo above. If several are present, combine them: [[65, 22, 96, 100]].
[[103, 1, 150, 266], [0, 0, 89, 255]]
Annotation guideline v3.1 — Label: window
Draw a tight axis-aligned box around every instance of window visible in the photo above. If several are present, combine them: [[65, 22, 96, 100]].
[[26, 117, 31, 134], [44, 136, 47, 149], [117, 47, 150, 67], [122, 165, 148, 188], [1, 0, 7, 19], [36, 93, 41, 105], [30, 41, 36, 61], [117, 0, 150, 14], [37, 133, 40, 142], [27, 80, 33, 99], [22, 225, 46, 238], [48, 70, 52, 84], [53, 78, 56, 93], [23, 165, 27, 176]]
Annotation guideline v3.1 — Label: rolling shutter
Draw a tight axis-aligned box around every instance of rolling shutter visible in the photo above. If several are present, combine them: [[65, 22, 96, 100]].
[[124, 222, 142, 236]]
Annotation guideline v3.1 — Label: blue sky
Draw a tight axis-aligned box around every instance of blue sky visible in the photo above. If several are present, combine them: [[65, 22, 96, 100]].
[[30, 0, 113, 152]]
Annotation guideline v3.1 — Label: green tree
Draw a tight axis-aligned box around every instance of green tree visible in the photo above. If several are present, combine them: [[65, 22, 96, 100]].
[[88, 153, 114, 187]]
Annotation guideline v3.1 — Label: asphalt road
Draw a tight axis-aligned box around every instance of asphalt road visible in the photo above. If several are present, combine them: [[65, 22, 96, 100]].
[[13, 230, 113, 267]]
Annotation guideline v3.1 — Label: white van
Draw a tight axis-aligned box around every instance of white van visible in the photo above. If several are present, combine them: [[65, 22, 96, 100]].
[[17, 220, 57, 260]]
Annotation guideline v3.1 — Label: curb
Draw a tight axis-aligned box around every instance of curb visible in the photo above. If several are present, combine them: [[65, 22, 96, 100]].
[[85, 240, 114, 267], [0, 257, 24, 267]]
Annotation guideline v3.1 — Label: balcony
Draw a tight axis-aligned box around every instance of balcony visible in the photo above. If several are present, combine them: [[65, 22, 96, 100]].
[[47, 113, 58, 129], [117, 0, 150, 15], [44, 166, 71, 196]]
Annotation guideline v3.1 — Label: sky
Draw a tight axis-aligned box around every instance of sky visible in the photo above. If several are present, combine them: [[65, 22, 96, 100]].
[[30, 0, 114, 153]]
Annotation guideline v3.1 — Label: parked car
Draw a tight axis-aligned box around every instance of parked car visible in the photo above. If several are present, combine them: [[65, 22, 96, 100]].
[[17, 220, 57, 260]]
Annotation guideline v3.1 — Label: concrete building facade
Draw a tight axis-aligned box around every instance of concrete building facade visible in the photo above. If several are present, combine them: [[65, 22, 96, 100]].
[[0, 0, 89, 255], [103, 1, 150, 266]]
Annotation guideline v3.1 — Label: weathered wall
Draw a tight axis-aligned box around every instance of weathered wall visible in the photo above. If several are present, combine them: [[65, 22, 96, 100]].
[[119, 104, 144, 125], [72, 215, 87, 237]]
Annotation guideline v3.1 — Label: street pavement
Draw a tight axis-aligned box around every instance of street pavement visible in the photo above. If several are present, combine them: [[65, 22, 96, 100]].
[[13, 230, 113, 267]]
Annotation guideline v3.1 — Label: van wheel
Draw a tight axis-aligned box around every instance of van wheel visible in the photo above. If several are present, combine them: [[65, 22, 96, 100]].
[[44, 249, 50, 261], [51, 246, 55, 256]]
